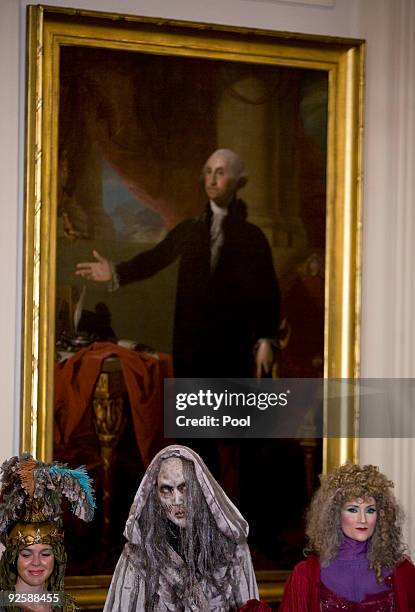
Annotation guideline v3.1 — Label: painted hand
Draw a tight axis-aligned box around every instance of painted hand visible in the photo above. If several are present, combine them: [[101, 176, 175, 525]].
[[255, 340, 274, 378], [75, 250, 112, 282]]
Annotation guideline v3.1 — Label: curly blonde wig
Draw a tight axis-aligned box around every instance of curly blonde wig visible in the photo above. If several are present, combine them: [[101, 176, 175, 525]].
[[305, 463, 407, 581]]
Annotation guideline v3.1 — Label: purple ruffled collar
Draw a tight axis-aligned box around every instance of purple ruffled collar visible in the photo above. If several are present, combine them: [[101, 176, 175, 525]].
[[335, 535, 368, 560], [320, 535, 391, 603]]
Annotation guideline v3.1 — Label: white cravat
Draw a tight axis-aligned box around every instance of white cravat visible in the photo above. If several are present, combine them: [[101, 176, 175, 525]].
[[209, 200, 228, 270]]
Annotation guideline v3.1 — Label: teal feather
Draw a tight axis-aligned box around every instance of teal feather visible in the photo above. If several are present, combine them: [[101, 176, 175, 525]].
[[48, 465, 96, 514]]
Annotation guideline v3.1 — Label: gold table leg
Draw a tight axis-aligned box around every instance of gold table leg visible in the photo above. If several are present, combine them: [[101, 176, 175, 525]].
[[92, 367, 125, 545], [299, 438, 318, 499]]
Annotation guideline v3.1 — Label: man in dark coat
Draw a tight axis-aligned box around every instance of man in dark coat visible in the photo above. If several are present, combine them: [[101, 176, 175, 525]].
[[76, 149, 280, 378]]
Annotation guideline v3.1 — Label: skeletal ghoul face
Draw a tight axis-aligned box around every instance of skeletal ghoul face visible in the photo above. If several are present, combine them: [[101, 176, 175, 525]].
[[157, 458, 187, 528]]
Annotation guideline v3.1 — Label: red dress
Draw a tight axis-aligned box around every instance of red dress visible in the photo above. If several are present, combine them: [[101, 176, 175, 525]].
[[320, 581, 394, 610], [280, 556, 415, 611]]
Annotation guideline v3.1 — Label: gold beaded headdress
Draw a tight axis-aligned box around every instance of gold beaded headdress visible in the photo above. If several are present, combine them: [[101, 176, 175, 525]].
[[0, 453, 95, 547], [7, 521, 63, 548]]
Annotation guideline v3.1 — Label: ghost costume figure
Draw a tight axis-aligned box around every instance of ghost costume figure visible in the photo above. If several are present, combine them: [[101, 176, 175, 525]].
[[104, 445, 259, 611]]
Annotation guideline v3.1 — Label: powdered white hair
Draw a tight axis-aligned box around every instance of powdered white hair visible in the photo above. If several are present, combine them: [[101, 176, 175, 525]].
[[202, 149, 248, 189]]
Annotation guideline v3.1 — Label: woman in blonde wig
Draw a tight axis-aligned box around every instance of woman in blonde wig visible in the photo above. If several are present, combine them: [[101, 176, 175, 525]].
[[280, 463, 415, 611]]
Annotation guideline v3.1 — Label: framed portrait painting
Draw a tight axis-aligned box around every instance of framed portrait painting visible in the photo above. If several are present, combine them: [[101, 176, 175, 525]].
[[22, 5, 363, 607]]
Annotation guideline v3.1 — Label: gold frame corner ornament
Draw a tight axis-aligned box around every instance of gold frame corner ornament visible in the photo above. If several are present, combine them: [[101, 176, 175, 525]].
[[23, 4, 364, 606]]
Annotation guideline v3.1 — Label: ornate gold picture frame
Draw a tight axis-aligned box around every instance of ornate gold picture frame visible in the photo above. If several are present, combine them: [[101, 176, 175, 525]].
[[23, 5, 363, 606]]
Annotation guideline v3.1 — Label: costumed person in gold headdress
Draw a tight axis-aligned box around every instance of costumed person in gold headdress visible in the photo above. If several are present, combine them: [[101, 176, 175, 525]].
[[0, 453, 95, 612], [104, 445, 259, 612]]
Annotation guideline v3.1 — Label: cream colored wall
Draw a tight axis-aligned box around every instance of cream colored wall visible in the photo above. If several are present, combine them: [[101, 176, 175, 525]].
[[0, 0, 21, 459], [1, 0, 415, 547], [357, 0, 415, 552]]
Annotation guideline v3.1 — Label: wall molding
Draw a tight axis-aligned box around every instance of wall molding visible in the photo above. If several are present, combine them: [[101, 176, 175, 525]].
[[389, 0, 415, 377], [360, 0, 415, 553], [241, 0, 335, 6]]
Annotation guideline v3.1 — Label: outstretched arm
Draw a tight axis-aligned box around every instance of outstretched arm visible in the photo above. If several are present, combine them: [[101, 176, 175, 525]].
[[76, 219, 193, 288]]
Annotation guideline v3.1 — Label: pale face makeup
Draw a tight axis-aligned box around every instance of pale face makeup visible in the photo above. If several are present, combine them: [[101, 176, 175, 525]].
[[341, 497, 377, 542], [204, 152, 237, 208], [16, 543, 54, 590], [157, 458, 187, 528]]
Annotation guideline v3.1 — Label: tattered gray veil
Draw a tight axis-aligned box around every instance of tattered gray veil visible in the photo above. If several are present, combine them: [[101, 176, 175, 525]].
[[104, 445, 258, 611]]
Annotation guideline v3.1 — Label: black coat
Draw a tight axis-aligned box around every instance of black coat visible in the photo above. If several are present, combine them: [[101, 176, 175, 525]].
[[116, 200, 280, 377]]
